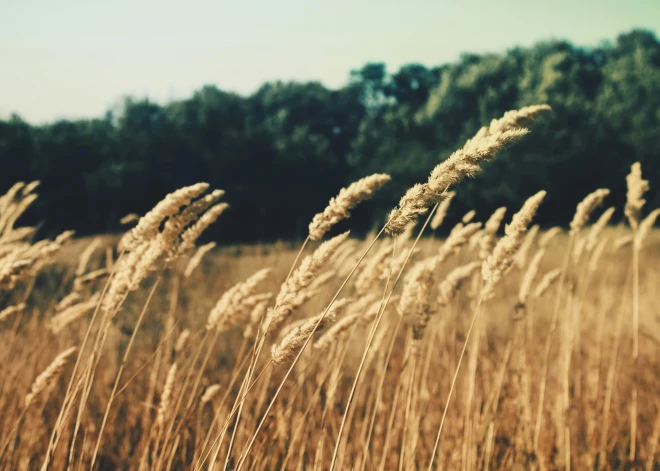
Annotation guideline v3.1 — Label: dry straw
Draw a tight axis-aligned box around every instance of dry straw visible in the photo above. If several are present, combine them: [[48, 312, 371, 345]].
[[308, 173, 390, 241]]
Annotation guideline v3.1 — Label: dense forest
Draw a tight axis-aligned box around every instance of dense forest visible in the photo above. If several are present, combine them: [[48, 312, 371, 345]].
[[1, 29, 659, 242]]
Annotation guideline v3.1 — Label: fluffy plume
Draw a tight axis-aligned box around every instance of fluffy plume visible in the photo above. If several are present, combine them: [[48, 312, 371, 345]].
[[157, 363, 177, 427], [75, 238, 101, 276], [634, 209, 660, 251], [183, 242, 216, 278], [482, 191, 546, 297], [119, 213, 139, 225], [271, 298, 351, 364], [479, 207, 507, 259], [613, 235, 634, 252], [178, 202, 229, 254], [381, 247, 420, 281], [25, 346, 77, 408], [206, 268, 271, 331], [438, 222, 482, 262], [437, 262, 481, 306], [586, 207, 615, 252], [73, 268, 109, 292], [266, 232, 349, 332], [308, 174, 390, 241], [174, 329, 190, 353], [534, 268, 562, 298], [0, 302, 26, 323], [430, 191, 456, 230], [399, 257, 439, 343], [120, 183, 209, 252], [539, 226, 562, 248], [588, 238, 608, 274], [201, 384, 222, 404], [314, 309, 362, 351], [519, 249, 545, 305], [385, 184, 431, 236], [243, 298, 271, 339], [462, 210, 476, 224], [386, 106, 550, 235], [355, 243, 391, 293], [570, 189, 610, 235], [514, 224, 540, 268], [50, 294, 100, 333], [625, 162, 649, 230]]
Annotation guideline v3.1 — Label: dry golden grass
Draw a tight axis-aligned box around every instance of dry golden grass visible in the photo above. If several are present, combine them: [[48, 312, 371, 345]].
[[1, 106, 660, 470]]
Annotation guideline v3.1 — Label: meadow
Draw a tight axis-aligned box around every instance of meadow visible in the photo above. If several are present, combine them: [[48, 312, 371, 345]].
[[1, 105, 659, 470]]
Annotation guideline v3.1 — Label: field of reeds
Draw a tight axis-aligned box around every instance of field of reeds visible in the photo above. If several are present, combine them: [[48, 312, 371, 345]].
[[1, 105, 660, 470]]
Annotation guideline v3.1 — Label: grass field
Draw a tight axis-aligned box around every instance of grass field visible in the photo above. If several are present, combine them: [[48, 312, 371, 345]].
[[1, 105, 660, 470]]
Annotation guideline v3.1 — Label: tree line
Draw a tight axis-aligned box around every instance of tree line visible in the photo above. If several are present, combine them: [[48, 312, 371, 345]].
[[1, 29, 658, 242]]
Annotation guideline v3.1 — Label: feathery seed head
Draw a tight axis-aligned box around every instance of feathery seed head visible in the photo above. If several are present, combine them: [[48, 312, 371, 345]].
[[625, 162, 649, 230], [308, 173, 390, 241], [570, 189, 610, 235]]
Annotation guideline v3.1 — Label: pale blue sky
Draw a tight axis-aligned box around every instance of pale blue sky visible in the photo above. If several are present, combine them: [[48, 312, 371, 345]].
[[1, 0, 658, 123]]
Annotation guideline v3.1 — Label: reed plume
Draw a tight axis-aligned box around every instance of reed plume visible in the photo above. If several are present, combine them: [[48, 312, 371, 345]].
[[533, 268, 562, 298], [570, 189, 610, 235], [184, 242, 216, 278], [482, 191, 546, 297], [206, 268, 271, 331], [0, 302, 26, 323], [479, 207, 507, 259], [386, 106, 550, 235], [266, 232, 349, 332], [157, 363, 177, 427], [625, 162, 649, 230], [271, 299, 351, 364], [308, 173, 390, 241], [120, 183, 209, 251], [430, 191, 455, 230], [25, 347, 77, 408], [437, 262, 481, 306]]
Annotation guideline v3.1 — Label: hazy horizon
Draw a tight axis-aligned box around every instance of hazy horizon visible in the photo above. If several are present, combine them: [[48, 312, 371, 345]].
[[1, 0, 659, 123]]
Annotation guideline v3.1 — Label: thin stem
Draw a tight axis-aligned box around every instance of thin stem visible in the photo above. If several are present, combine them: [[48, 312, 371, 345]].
[[330, 203, 439, 471], [427, 295, 484, 471], [234, 226, 387, 471]]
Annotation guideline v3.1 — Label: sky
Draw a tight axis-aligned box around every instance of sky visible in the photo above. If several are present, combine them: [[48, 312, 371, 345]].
[[1, 0, 659, 123]]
